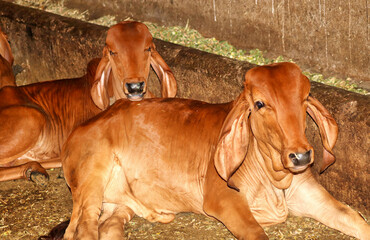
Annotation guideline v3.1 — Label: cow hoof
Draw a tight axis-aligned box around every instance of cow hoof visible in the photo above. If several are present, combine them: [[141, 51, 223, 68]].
[[27, 170, 49, 186]]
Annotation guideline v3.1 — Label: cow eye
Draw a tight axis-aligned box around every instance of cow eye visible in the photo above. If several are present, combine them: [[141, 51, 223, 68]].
[[308, 93, 312, 100], [255, 101, 265, 110], [109, 50, 117, 56], [145, 47, 151, 52]]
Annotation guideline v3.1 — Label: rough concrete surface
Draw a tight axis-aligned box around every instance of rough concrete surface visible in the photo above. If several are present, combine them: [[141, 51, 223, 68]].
[[54, 0, 370, 86]]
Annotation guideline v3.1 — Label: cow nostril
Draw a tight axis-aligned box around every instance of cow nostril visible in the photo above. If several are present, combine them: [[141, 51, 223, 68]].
[[289, 153, 299, 165], [125, 81, 145, 94], [289, 150, 311, 166], [138, 81, 145, 91]]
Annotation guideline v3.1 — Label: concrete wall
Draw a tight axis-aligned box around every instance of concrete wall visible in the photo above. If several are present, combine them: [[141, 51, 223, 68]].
[[0, 1, 369, 215], [53, 0, 370, 86]]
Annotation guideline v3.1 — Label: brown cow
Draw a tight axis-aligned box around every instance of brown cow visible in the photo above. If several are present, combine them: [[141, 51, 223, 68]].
[[0, 26, 15, 88], [0, 21, 177, 183], [46, 62, 369, 239]]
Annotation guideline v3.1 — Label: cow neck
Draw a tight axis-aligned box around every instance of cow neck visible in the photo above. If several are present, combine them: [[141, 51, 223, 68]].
[[230, 137, 289, 224], [249, 138, 293, 190]]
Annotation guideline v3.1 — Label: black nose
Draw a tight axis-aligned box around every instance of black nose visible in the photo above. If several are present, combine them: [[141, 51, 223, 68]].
[[289, 150, 312, 166], [126, 82, 145, 94]]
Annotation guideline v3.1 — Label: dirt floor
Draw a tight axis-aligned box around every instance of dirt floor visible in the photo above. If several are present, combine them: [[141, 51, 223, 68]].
[[0, 170, 359, 240]]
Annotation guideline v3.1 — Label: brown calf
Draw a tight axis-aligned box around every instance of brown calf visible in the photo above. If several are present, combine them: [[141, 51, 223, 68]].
[[50, 62, 369, 239], [0, 21, 177, 183]]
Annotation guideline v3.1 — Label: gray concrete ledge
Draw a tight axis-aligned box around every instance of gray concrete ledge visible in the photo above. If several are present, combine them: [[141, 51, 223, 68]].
[[25, 0, 370, 85]]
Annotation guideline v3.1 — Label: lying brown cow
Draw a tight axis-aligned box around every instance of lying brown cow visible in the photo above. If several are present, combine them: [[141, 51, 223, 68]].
[[0, 21, 177, 183], [0, 26, 15, 88], [47, 62, 369, 239]]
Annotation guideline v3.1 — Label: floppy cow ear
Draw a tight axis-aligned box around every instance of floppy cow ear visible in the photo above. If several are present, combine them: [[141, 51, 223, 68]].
[[307, 95, 338, 173], [91, 55, 112, 110], [1, 43, 13, 66], [150, 43, 177, 98], [0, 32, 13, 66], [214, 95, 250, 189]]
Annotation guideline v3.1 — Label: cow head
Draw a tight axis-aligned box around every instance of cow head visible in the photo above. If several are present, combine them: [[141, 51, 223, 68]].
[[91, 21, 177, 110], [214, 62, 338, 189]]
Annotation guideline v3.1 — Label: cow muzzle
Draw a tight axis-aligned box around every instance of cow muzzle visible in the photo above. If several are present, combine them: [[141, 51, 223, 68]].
[[287, 149, 313, 172], [125, 81, 145, 101]]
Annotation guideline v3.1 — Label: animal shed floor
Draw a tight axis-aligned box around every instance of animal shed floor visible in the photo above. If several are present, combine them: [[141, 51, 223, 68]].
[[0, 170, 358, 239]]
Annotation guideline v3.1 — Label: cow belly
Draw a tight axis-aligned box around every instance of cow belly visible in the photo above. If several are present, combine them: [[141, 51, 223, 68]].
[[132, 180, 203, 214], [20, 149, 59, 162], [19, 136, 60, 161], [103, 164, 204, 223], [2, 144, 60, 167]]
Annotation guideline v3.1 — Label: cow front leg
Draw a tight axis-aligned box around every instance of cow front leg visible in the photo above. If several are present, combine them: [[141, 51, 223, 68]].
[[0, 161, 48, 183], [0, 157, 62, 184], [286, 169, 370, 239], [63, 145, 116, 240], [65, 181, 104, 240], [98, 203, 135, 240], [203, 168, 268, 240]]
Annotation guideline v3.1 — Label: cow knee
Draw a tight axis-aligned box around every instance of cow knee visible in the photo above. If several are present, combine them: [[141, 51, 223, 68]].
[[99, 205, 134, 240], [99, 216, 125, 240]]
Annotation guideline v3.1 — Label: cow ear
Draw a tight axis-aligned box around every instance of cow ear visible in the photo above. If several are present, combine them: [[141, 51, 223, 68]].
[[214, 95, 250, 190], [307, 95, 338, 173], [0, 30, 13, 66], [91, 55, 112, 110], [150, 42, 177, 98]]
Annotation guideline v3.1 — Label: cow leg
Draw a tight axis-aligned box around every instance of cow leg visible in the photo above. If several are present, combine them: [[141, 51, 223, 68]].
[[64, 149, 115, 240], [0, 158, 60, 184], [203, 168, 268, 240], [285, 169, 370, 239], [64, 185, 104, 240], [0, 161, 48, 183], [0, 105, 47, 182], [63, 196, 81, 240], [98, 203, 134, 240]]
